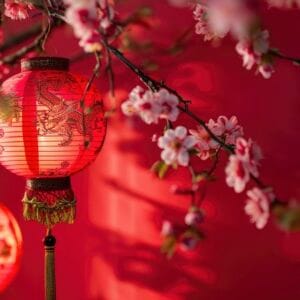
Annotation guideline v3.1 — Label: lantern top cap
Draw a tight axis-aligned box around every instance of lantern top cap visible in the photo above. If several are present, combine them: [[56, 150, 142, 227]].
[[21, 57, 70, 71]]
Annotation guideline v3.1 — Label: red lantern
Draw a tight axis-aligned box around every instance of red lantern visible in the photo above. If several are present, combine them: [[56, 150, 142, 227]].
[[0, 57, 106, 227], [0, 203, 22, 294]]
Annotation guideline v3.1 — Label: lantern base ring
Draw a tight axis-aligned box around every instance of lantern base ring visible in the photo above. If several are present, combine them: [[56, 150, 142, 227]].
[[22, 177, 76, 228]]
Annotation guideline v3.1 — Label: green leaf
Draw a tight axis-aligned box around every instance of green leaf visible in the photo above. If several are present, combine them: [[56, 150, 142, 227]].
[[192, 171, 215, 183], [168, 45, 184, 56], [193, 172, 208, 183], [136, 6, 153, 17], [0, 93, 21, 125], [84, 107, 93, 115], [272, 203, 300, 231], [161, 235, 177, 259], [151, 160, 169, 179]]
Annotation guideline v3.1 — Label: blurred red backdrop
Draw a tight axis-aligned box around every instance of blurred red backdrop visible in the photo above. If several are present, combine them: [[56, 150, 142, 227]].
[[1, 1, 300, 299]]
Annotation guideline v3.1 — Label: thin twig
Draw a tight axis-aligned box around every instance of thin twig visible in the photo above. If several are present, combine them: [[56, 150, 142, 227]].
[[80, 52, 101, 109], [2, 18, 54, 65], [270, 49, 300, 65], [104, 43, 115, 97], [106, 43, 234, 152], [106, 43, 275, 196], [0, 24, 43, 53]]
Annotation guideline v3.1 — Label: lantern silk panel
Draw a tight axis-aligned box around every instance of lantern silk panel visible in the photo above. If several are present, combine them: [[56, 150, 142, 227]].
[[0, 67, 106, 178]]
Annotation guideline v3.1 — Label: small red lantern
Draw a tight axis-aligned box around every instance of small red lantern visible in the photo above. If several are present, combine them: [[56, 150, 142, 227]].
[[0, 57, 106, 227], [0, 203, 22, 294]]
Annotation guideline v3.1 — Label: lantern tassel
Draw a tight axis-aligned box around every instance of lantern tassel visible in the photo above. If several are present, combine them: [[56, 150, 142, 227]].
[[44, 229, 56, 300], [22, 177, 76, 227]]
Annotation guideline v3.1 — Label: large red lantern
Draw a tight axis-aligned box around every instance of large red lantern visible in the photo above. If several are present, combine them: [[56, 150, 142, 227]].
[[0, 57, 106, 227], [0, 203, 22, 294]]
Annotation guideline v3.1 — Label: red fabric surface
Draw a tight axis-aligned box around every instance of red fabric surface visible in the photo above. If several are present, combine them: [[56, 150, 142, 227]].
[[1, 1, 300, 299]]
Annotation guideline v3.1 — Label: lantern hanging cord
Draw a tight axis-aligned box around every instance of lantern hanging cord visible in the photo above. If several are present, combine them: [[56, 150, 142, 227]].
[[43, 228, 56, 300]]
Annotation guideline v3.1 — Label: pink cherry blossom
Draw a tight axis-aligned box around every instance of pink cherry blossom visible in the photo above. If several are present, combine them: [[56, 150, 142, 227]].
[[194, 0, 256, 41], [193, 3, 215, 41], [158, 126, 197, 167], [190, 115, 243, 160], [207, 115, 244, 145], [236, 40, 259, 70], [156, 89, 179, 122], [236, 29, 274, 78], [64, 0, 116, 52], [258, 62, 275, 79], [185, 209, 204, 226], [189, 126, 219, 160], [225, 155, 250, 193], [134, 90, 161, 124], [121, 86, 144, 116], [225, 138, 262, 193], [65, 2, 102, 53], [121, 86, 180, 124], [4, 1, 33, 20], [245, 187, 275, 229], [235, 137, 262, 177], [207, 0, 255, 40]]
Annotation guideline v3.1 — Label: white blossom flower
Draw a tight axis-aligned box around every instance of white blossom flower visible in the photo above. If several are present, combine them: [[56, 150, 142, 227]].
[[258, 62, 275, 79], [190, 126, 219, 160], [134, 90, 161, 124], [158, 126, 197, 167], [184, 209, 204, 226], [64, 0, 116, 52], [4, 0, 33, 20], [245, 187, 275, 229], [207, 115, 244, 145], [121, 87, 180, 124], [225, 138, 262, 193], [190, 115, 243, 160], [161, 220, 174, 236], [225, 155, 250, 193], [156, 89, 179, 122]]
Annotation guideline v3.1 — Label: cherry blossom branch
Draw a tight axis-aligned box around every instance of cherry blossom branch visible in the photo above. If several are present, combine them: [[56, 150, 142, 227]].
[[270, 49, 300, 65], [106, 43, 235, 150], [1, 0, 299, 255], [1, 19, 56, 65], [0, 23, 43, 52], [80, 51, 101, 108]]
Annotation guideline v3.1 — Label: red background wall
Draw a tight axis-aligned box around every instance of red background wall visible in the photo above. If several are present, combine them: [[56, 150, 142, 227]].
[[1, 1, 300, 299]]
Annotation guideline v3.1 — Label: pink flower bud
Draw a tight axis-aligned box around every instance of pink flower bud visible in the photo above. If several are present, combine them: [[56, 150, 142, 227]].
[[184, 210, 204, 226], [161, 221, 174, 236]]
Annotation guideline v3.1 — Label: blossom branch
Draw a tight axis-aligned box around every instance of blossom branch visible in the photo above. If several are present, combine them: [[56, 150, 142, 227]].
[[107, 43, 278, 198], [0, 23, 43, 53], [1, 19, 55, 65], [270, 49, 300, 65], [106, 43, 235, 151]]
